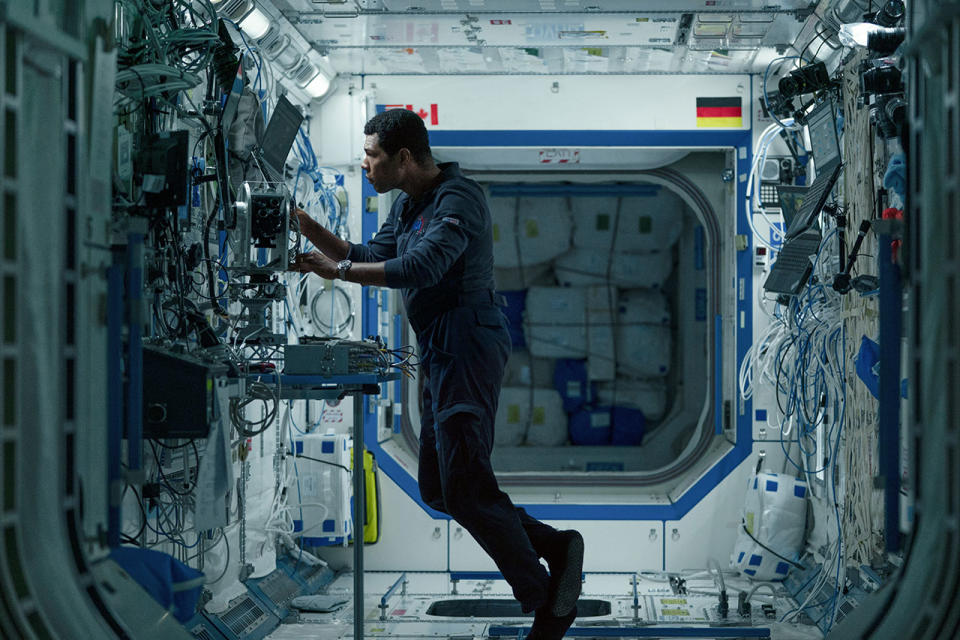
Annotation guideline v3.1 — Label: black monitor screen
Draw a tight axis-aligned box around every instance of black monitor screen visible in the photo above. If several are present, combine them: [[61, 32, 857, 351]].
[[777, 185, 807, 234], [220, 54, 244, 134], [262, 95, 304, 175], [806, 101, 840, 171]]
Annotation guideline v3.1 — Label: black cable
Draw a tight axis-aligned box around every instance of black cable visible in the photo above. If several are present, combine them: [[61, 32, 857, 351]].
[[122, 485, 147, 541], [290, 453, 351, 473], [152, 438, 197, 449], [203, 193, 228, 317], [741, 522, 806, 570], [149, 440, 198, 496]]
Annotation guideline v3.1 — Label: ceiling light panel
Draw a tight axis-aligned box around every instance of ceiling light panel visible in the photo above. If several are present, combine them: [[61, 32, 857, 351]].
[[295, 13, 682, 48], [377, 0, 808, 10]]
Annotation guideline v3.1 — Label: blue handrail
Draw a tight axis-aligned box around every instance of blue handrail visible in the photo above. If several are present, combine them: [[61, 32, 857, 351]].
[[379, 572, 408, 621]]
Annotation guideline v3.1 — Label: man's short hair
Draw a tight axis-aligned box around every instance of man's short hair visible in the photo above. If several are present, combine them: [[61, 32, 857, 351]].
[[364, 109, 432, 164]]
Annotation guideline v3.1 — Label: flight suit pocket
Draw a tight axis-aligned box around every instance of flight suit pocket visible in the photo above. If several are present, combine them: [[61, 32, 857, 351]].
[[474, 307, 504, 328]]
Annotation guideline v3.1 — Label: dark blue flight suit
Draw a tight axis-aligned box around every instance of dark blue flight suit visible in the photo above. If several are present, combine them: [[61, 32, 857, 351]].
[[346, 162, 560, 612]]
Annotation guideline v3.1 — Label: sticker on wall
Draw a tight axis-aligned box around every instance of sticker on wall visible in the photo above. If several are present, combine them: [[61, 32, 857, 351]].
[[538, 149, 580, 164], [376, 103, 439, 125], [695, 96, 743, 128]]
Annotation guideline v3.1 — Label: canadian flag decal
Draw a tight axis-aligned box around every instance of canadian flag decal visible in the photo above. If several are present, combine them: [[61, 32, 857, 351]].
[[378, 103, 439, 125]]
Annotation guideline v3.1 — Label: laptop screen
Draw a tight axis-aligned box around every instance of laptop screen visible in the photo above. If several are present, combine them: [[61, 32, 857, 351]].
[[806, 100, 840, 173], [262, 95, 304, 176], [777, 185, 807, 233], [220, 54, 245, 134]]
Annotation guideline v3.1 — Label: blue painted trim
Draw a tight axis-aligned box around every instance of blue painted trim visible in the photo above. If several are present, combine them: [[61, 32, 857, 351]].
[[736, 135, 754, 449], [715, 314, 723, 436], [877, 235, 901, 552], [392, 312, 403, 434], [661, 521, 666, 571], [488, 184, 661, 197], [126, 232, 144, 471], [360, 128, 755, 522], [106, 259, 125, 548], [488, 626, 771, 638], [428, 129, 750, 148]]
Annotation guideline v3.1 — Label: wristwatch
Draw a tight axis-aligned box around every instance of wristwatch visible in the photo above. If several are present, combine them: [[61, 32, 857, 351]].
[[336, 259, 352, 280]]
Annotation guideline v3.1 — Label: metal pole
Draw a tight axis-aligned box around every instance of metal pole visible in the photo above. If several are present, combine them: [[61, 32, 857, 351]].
[[353, 392, 366, 640]]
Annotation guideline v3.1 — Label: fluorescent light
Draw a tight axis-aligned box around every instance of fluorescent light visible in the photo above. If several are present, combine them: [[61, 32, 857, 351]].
[[304, 72, 331, 98], [238, 6, 270, 40]]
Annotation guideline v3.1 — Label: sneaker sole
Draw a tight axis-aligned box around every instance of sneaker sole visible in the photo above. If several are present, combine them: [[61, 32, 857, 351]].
[[550, 532, 584, 617]]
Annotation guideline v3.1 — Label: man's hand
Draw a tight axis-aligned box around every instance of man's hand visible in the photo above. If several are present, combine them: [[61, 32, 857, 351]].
[[289, 251, 338, 279], [290, 206, 311, 231]]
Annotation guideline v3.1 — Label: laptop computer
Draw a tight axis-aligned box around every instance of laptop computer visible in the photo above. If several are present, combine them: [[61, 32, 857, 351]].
[[763, 100, 843, 295], [776, 184, 807, 234], [254, 94, 304, 183]]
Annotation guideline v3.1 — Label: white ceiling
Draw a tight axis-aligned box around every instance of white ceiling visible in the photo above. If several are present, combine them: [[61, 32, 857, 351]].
[[261, 0, 836, 75]]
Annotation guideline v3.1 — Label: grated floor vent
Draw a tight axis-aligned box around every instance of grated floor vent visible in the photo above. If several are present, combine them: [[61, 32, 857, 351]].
[[426, 598, 610, 618]]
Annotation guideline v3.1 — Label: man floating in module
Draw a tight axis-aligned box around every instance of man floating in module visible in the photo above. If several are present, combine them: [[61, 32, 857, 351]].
[[288, 108, 584, 639]]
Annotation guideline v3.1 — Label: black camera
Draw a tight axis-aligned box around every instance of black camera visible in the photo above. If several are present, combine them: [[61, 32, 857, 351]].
[[873, 0, 905, 27], [873, 94, 907, 139], [778, 61, 831, 99], [859, 60, 903, 96]]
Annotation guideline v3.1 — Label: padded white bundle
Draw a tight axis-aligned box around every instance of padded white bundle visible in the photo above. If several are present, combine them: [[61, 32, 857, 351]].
[[571, 193, 684, 253], [554, 248, 673, 289], [731, 472, 808, 581], [586, 285, 617, 381], [490, 196, 572, 267], [524, 287, 588, 359], [503, 351, 556, 388], [615, 289, 672, 378], [494, 264, 555, 291], [289, 432, 353, 545], [596, 378, 669, 421], [495, 387, 568, 446]]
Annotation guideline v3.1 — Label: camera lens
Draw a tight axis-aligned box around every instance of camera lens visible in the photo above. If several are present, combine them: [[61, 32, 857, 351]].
[[875, 0, 905, 27], [778, 74, 802, 99], [860, 65, 902, 95]]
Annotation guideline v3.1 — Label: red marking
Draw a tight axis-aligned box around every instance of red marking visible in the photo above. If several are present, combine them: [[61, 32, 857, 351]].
[[417, 108, 429, 119], [391, 609, 406, 616], [490, 19, 512, 25], [883, 207, 903, 262], [383, 104, 405, 110], [696, 106, 742, 118], [431, 103, 438, 125]]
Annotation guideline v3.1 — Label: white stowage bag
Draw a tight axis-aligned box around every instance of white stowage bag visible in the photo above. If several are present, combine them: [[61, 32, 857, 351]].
[[288, 432, 353, 545], [524, 287, 588, 359], [495, 387, 568, 447], [503, 351, 556, 388], [554, 247, 674, 289], [571, 192, 684, 253], [493, 264, 555, 291], [490, 195, 573, 268], [586, 285, 617, 382], [730, 472, 808, 581], [595, 378, 669, 421], [615, 289, 672, 378]]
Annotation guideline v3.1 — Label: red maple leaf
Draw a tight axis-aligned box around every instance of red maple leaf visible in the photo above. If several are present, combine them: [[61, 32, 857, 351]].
[[416, 108, 429, 119]]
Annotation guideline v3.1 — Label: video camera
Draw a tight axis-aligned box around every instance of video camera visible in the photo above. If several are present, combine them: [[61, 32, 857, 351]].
[[858, 57, 906, 139]]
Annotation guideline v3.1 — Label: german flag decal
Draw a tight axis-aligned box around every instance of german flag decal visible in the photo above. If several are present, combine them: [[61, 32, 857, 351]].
[[696, 97, 743, 128]]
